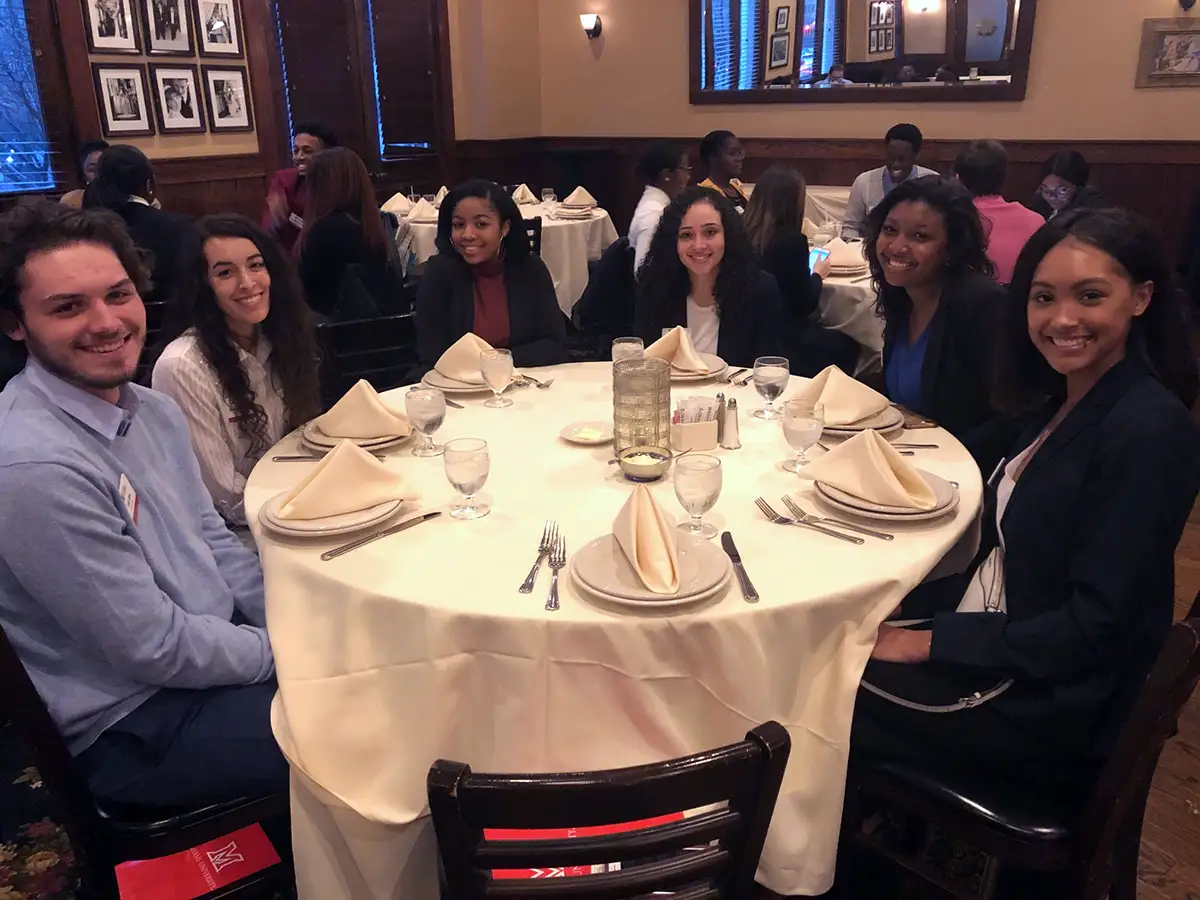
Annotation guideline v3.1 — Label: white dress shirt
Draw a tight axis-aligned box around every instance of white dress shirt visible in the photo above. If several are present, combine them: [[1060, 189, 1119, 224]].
[[629, 185, 672, 275], [686, 298, 720, 356], [152, 331, 288, 526]]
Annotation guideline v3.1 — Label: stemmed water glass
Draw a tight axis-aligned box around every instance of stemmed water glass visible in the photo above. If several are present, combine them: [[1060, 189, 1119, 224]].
[[444, 438, 490, 520], [541, 188, 556, 207], [405, 387, 447, 457], [674, 454, 722, 539], [611, 336, 644, 364], [781, 400, 824, 472], [481, 348, 514, 408], [752, 355, 791, 420]]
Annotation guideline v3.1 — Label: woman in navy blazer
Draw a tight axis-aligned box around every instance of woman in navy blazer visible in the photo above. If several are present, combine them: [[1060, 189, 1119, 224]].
[[850, 208, 1200, 790]]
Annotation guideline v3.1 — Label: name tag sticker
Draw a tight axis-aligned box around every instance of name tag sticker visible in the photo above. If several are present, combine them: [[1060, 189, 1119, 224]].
[[118, 474, 139, 524], [288, 212, 304, 229]]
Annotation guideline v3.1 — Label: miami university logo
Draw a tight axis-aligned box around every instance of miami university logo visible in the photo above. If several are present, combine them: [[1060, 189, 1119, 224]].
[[205, 840, 246, 873]]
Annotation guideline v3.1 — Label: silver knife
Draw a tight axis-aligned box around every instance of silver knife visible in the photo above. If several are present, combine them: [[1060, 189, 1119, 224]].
[[720, 532, 759, 603], [444, 398, 465, 409], [320, 511, 441, 560]]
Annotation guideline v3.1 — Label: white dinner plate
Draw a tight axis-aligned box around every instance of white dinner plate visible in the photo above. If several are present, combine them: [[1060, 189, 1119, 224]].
[[258, 491, 407, 537], [570, 533, 732, 605], [813, 470, 960, 522], [421, 370, 493, 394], [560, 421, 614, 446], [573, 567, 732, 611], [409, 216, 438, 224], [560, 202, 597, 210], [297, 435, 409, 458], [301, 421, 409, 449], [822, 405, 905, 435], [669, 354, 728, 383]]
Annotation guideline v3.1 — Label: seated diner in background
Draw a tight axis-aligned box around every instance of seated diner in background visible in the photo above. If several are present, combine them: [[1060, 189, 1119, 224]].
[[850, 207, 1200, 794], [416, 179, 567, 372], [815, 63, 854, 86], [634, 186, 784, 368], [864, 175, 1009, 469], [630, 139, 692, 275], [260, 122, 337, 254], [954, 139, 1046, 284], [0, 202, 286, 808], [842, 123, 938, 240], [697, 130, 749, 213], [58, 140, 109, 209], [152, 214, 321, 531], [1030, 149, 1108, 221]]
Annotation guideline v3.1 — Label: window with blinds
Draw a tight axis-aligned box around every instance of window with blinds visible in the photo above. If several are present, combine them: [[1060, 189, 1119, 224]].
[[0, 0, 56, 194], [702, 0, 767, 91], [366, 0, 440, 159], [821, 0, 842, 72]]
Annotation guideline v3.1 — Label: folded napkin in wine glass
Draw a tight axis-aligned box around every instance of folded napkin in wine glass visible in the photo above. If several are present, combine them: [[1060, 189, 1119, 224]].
[[802, 429, 937, 510], [645, 325, 709, 373], [382, 192, 413, 216], [794, 365, 889, 426], [434, 185, 449, 206], [563, 186, 597, 207], [277, 440, 419, 520], [512, 183, 538, 205], [407, 198, 438, 221], [315, 379, 412, 439], [614, 484, 681, 594], [434, 333, 494, 384]]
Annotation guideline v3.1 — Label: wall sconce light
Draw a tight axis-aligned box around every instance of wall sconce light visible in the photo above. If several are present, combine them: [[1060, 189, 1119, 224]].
[[580, 13, 603, 39]]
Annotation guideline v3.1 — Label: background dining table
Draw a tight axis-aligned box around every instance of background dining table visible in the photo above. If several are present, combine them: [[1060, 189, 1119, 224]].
[[245, 361, 983, 899]]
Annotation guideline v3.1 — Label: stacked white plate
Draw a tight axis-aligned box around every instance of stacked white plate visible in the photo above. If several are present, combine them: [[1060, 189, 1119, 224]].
[[554, 206, 597, 220], [258, 491, 407, 538], [569, 534, 733, 610], [827, 239, 869, 277], [670, 354, 728, 383], [814, 470, 959, 523], [299, 421, 412, 456], [822, 405, 905, 437], [421, 369, 494, 395]]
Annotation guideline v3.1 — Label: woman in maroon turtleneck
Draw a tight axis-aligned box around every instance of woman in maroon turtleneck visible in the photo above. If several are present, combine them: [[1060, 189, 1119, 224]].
[[416, 180, 567, 371]]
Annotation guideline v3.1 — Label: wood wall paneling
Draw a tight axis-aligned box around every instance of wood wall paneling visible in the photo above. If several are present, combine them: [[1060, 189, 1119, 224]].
[[154, 153, 267, 220]]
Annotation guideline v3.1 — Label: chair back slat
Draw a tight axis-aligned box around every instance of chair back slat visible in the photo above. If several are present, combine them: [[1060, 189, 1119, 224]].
[[484, 852, 727, 898], [316, 313, 417, 408]]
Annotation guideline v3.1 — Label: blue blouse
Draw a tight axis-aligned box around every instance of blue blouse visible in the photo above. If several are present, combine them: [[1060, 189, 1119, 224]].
[[885, 327, 930, 411]]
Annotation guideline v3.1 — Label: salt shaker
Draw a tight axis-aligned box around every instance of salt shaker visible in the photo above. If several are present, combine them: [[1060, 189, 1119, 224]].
[[721, 398, 741, 449], [715, 392, 726, 445]]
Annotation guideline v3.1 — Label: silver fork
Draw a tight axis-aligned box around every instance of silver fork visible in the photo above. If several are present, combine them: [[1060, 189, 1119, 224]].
[[520, 374, 555, 390], [519, 521, 556, 593], [780, 495, 893, 541], [754, 497, 864, 544], [720, 367, 748, 384], [734, 370, 755, 386], [545, 533, 566, 611]]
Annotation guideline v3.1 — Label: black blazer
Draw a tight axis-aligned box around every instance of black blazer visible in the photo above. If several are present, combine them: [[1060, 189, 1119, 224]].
[[416, 253, 568, 370], [881, 271, 1008, 468], [573, 236, 636, 358], [299, 212, 393, 318], [633, 270, 785, 369], [930, 359, 1200, 761], [116, 202, 198, 308], [760, 228, 822, 321]]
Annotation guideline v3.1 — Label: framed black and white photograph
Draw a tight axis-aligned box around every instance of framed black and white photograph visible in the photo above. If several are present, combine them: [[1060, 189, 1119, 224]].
[[774, 6, 789, 31], [149, 64, 205, 133], [202, 65, 253, 131], [884, 29, 894, 52], [93, 64, 155, 137], [882, 2, 893, 25], [139, 0, 193, 54], [868, 30, 878, 54], [869, 5, 878, 25], [82, 0, 141, 54], [197, 0, 243, 56], [768, 32, 790, 69]]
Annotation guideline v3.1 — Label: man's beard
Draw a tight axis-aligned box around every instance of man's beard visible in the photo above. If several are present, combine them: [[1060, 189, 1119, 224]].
[[22, 329, 142, 393]]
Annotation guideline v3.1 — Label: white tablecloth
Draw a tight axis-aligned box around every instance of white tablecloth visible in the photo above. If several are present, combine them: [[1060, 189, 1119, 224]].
[[408, 202, 618, 316], [805, 185, 852, 227], [245, 362, 983, 898], [819, 274, 883, 374]]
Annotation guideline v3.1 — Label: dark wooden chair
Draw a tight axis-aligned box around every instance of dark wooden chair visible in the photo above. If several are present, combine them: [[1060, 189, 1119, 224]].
[[524, 217, 543, 257], [848, 604, 1200, 900], [428, 721, 790, 899], [134, 299, 168, 386], [316, 312, 418, 409], [0, 622, 290, 899]]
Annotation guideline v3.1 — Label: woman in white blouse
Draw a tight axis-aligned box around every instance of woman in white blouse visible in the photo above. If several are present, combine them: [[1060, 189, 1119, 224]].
[[153, 214, 321, 528], [629, 140, 691, 276]]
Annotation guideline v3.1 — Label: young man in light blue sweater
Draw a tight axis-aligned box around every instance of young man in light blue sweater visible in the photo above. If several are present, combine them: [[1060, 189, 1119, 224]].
[[0, 201, 286, 809]]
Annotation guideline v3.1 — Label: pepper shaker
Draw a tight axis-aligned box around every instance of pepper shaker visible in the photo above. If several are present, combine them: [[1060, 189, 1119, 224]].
[[721, 398, 741, 449], [715, 392, 726, 445]]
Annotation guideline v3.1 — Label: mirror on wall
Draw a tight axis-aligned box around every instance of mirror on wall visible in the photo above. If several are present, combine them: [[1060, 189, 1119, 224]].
[[690, 0, 1037, 103]]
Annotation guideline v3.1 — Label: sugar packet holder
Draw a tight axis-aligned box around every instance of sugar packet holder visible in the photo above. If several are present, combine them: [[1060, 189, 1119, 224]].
[[671, 419, 718, 452]]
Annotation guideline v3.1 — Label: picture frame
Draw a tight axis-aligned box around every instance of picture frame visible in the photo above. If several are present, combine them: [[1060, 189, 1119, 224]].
[[92, 63, 155, 137], [197, 0, 243, 57], [882, 3, 893, 25], [82, 0, 141, 54], [139, 0, 194, 55], [869, 5, 878, 26], [769, 31, 790, 69], [869, 30, 878, 54], [202, 65, 254, 131], [774, 6, 789, 31], [884, 29, 894, 52], [1136, 18, 1200, 89], [149, 64, 206, 133]]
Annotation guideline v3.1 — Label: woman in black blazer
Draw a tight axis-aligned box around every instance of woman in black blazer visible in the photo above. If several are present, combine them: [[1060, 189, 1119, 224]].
[[866, 175, 1009, 468], [417, 180, 566, 370], [635, 186, 784, 368], [850, 208, 1200, 791]]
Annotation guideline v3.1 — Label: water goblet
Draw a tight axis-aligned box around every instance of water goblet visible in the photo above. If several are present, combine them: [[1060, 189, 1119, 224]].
[[611, 336, 645, 364], [481, 348, 514, 408], [752, 356, 790, 420], [444, 438, 490, 520], [674, 454, 722, 539], [541, 188, 557, 207], [405, 386, 446, 457], [781, 400, 824, 472]]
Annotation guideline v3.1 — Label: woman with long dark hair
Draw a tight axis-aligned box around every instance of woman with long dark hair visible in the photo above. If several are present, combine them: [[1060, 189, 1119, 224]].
[[865, 174, 1007, 466], [635, 186, 783, 366], [153, 214, 321, 529], [416, 179, 566, 369], [849, 207, 1199, 795]]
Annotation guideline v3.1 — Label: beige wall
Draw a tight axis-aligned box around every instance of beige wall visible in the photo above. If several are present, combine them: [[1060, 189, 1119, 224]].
[[763, 0, 799, 80], [449, 0, 1200, 141], [901, 0, 948, 56]]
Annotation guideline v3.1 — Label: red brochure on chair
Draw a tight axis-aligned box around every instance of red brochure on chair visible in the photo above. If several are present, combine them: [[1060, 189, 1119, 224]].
[[114, 824, 281, 900]]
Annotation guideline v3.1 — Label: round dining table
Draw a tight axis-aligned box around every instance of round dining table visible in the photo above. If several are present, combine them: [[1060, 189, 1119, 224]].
[[245, 361, 984, 899], [819, 274, 884, 374]]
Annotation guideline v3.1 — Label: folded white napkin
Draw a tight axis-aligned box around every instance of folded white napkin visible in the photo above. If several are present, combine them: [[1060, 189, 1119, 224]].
[[795, 365, 888, 426], [645, 326, 709, 373], [802, 429, 937, 510], [407, 198, 438, 221], [434, 333, 494, 384], [563, 186, 597, 207], [824, 236, 868, 270], [434, 185, 449, 206], [276, 441, 419, 520], [314, 379, 412, 440], [512, 183, 538, 205], [381, 192, 413, 216], [802, 217, 819, 238], [613, 485, 681, 594]]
